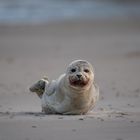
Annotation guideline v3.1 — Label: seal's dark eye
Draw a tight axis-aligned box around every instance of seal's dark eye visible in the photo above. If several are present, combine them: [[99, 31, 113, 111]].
[[71, 68, 76, 73], [84, 69, 89, 73]]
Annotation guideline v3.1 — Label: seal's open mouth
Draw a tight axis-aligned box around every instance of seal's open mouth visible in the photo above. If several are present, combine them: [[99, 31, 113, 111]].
[[69, 78, 89, 87]]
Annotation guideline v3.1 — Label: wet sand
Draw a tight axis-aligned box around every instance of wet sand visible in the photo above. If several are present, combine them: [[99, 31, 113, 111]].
[[0, 19, 140, 140]]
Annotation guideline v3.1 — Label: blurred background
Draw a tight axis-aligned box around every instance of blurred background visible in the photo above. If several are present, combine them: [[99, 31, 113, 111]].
[[0, 0, 140, 24], [0, 1, 140, 140], [0, 0, 140, 113]]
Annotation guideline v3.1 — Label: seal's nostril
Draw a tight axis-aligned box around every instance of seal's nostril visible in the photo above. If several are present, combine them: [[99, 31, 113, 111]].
[[77, 74, 82, 78]]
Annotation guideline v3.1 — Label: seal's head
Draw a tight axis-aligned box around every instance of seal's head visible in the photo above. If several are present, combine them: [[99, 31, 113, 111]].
[[65, 60, 94, 91]]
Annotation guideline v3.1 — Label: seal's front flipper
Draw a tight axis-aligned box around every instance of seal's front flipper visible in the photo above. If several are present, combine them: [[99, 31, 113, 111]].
[[29, 77, 49, 98]]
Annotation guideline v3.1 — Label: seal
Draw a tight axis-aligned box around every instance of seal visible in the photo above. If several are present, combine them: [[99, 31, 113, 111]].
[[29, 60, 99, 115]]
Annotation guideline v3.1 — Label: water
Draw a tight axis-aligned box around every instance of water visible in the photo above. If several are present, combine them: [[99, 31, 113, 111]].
[[0, 0, 140, 24]]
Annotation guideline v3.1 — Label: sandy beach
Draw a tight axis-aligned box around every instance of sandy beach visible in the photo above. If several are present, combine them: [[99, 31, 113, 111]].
[[0, 19, 140, 140]]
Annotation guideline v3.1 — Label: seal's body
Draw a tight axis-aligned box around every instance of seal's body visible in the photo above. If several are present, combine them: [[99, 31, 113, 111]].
[[30, 60, 99, 115]]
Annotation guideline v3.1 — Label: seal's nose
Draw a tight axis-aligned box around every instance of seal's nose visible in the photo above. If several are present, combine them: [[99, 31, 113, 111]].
[[77, 74, 82, 78]]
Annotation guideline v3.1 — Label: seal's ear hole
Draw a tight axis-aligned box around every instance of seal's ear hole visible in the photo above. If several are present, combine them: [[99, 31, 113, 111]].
[[71, 68, 76, 73], [84, 69, 90, 73]]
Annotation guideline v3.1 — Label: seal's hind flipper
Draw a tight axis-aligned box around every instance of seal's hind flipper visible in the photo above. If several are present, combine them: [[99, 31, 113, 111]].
[[29, 77, 49, 98]]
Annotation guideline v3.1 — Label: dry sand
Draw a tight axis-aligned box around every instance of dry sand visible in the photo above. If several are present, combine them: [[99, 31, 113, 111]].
[[0, 19, 140, 140]]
